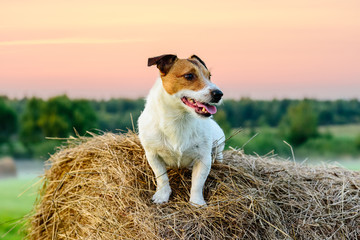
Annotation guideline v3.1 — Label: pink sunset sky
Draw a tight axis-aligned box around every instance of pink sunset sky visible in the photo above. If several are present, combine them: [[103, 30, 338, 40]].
[[0, 0, 359, 100]]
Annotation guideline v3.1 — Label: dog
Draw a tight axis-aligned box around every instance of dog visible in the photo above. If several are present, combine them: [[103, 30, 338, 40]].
[[138, 54, 225, 206]]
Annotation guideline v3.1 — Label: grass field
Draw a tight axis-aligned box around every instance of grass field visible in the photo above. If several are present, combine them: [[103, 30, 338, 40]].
[[327, 160, 360, 170], [227, 124, 360, 160], [0, 178, 40, 240], [319, 124, 360, 139]]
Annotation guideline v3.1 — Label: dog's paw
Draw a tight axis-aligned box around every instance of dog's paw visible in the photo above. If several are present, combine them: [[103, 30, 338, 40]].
[[216, 158, 223, 163], [189, 197, 207, 207], [215, 153, 223, 163], [152, 185, 172, 204]]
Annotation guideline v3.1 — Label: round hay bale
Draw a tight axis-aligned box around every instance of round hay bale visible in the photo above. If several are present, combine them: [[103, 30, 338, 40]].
[[0, 156, 17, 178], [27, 132, 360, 239]]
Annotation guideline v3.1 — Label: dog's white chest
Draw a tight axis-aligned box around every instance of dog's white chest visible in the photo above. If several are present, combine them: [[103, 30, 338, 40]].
[[156, 140, 202, 168], [145, 124, 205, 168]]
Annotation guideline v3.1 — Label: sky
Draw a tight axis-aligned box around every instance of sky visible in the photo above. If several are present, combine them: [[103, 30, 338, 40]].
[[0, 0, 359, 100]]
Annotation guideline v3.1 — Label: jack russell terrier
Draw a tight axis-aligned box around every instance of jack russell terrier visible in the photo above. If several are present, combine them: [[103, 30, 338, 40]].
[[138, 54, 225, 206]]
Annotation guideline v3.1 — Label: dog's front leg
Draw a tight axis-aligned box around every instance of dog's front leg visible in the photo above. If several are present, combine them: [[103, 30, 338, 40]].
[[145, 151, 172, 204], [190, 157, 211, 206]]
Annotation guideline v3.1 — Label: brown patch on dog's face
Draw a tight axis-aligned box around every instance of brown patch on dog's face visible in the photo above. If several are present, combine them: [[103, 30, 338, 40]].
[[160, 56, 211, 95]]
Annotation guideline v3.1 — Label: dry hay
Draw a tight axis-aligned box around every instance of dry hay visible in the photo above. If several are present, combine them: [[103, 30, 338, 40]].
[[0, 156, 16, 178], [27, 132, 360, 239]]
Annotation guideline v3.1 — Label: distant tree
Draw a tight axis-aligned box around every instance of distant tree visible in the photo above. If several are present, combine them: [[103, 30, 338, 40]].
[[0, 98, 17, 143], [279, 100, 318, 146], [97, 98, 144, 131], [221, 100, 241, 128], [213, 110, 231, 137], [38, 95, 72, 138], [355, 134, 360, 150], [19, 96, 98, 157], [318, 110, 334, 125], [72, 100, 98, 134], [20, 98, 45, 150], [38, 95, 98, 137]]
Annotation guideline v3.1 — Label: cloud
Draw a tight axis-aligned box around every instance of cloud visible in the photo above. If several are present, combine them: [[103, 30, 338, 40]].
[[0, 38, 149, 46]]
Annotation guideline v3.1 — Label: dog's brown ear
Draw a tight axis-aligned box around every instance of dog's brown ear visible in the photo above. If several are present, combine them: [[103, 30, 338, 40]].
[[148, 54, 178, 75], [191, 55, 208, 70]]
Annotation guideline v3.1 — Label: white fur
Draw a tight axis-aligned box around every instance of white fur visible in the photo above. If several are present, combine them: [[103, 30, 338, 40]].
[[138, 78, 225, 206]]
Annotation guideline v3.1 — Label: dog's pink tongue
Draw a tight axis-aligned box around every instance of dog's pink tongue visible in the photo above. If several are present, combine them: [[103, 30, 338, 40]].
[[197, 102, 217, 114]]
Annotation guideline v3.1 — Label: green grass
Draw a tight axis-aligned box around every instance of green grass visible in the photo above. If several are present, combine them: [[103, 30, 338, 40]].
[[305, 159, 360, 171], [337, 160, 360, 170], [319, 124, 360, 139], [0, 178, 40, 240], [226, 127, 291, 157], [226, 124, 360, 160]]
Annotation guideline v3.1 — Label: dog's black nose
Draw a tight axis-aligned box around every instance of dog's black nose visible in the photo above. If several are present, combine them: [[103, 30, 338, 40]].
[[211, 89, 223, 103]]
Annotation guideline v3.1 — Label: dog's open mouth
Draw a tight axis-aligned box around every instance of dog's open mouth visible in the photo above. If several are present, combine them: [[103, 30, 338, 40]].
[[181, 97, 217, 117]]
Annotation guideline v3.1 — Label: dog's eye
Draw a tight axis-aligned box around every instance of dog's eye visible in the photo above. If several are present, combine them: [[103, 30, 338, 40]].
[[184, 73, 195, 81]]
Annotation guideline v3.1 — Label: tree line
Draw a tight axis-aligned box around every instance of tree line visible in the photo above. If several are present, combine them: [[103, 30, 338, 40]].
[[220, 98, 360, 128], [0, 95, 359, 158]]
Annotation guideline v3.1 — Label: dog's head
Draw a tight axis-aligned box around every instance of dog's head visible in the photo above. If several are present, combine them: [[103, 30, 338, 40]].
[[148, 54, 223, 118]]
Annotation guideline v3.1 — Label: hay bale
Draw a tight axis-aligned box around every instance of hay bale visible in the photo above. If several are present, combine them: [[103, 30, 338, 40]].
[[27, 132, 360, 239], [0, 156, 16, 178]]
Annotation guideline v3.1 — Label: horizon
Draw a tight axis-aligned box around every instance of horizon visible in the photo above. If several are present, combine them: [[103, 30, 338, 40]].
[[1, 0, 359, 100], [1, 93, 360, 102]]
